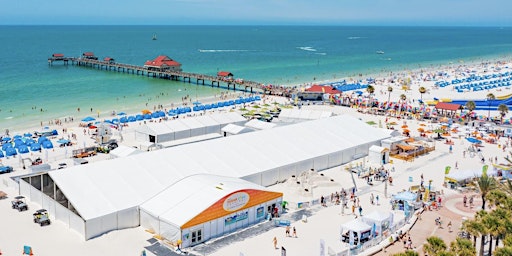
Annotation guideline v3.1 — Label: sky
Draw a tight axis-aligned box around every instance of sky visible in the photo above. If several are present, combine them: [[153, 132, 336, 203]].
[[1, 0, 511, 26]]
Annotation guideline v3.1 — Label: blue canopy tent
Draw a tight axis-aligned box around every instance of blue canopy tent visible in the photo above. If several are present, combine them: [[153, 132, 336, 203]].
[[42, 140, 54, 149], [143, 114, 152, 120], [17, 145, 29, 154], [120, 117, 128, 123], [218, 102, 225, 107], [205, 104, 212, 110], [151, 112, 160, 118], [5, 147, 17, 156], [30, 143, 41, 151], [136, 115, 144, 121], [81, 116, 96, 122], [391, 191, 418, 211], [14, 139, 25, 148], [211, 103, 218, 108], [128, 116, 137, 122], [13, 135, 22, 140], [24, 139, 35, 145]]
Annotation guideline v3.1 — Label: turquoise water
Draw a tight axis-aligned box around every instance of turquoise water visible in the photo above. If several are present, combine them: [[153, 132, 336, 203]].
[[1, 26, 512, 131]]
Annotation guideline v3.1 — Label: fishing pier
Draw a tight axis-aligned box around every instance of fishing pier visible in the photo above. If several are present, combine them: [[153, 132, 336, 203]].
[[48, 52, 291, 96]]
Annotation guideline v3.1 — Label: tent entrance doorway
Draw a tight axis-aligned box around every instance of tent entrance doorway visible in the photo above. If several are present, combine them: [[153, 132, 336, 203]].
[[191, 229, 203, 245]]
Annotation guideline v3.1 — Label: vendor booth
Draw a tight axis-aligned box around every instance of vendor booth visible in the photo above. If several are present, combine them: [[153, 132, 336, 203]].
[[362, 211, 393, 237], [445, 168, 498, 190], [368, 145, 389, 165], [391, 191, 420, 218], [340, 218, 372, 246]]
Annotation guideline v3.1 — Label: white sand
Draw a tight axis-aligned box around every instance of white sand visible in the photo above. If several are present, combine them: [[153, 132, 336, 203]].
[[1, 59, 511, 255]]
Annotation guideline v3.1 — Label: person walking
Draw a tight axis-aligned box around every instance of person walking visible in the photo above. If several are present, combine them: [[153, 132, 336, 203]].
[[376, 194, 380, 205], [463, 195, 467, 207], [293, 226, 297, 238], [448, 221, 453, 233], [358, 205, 363, 216], [370, 193, 375, 205], [273, 236, 278, 249]]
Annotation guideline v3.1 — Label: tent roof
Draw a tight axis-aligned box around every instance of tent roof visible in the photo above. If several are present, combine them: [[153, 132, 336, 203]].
[[221, 124, 248, 135], [369, 145, 388, 153], [279, 109, 333, 120], [392, 191, 418, 201], [109, 145, 143, 158], [362, 211, 392, 222], [445, 169, 497, 182], [140, 174, 279, 228], [49, 115, 390, 221], [341, 218, 372, 232], [245, 119, 277, 130]]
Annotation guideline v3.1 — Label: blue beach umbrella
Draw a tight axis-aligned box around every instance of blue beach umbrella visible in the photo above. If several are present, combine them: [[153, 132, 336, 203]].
[[14, 139, 25, 148], [151, 112, 160, 118], [30, 143, 41, 151], [2, 143, 12, 151], [117, 112, 126, 116], [17, 145, 29, 154], [211, 103, 218, 108], [13, 135, 22, 140], [5, 147, 17, 156], [38, 136, 49, 144], [81, 116, 96, 122], [168, 112, 177, 117], [42, 140, 53, 149], [128, 116, 137, 122], [24, 139, 35, 145], [144, 114, 152, 120], [24, 133, 33, 137], [120, 117, 128, 123], [2, 137, 11, 142], [136, 115, 144, 121]]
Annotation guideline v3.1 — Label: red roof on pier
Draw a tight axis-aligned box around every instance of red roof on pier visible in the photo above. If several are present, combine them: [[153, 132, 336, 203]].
[[104, 57, 114, 61], [305, 85, 342, 94], [52, 53, 64, 57], [83, 52, 95, 57], [144, 55, 181, 67], [217, 71, 233, 77]]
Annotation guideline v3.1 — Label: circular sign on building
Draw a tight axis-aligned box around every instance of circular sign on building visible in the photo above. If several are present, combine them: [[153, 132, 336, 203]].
[[223, 192, 250, 212]]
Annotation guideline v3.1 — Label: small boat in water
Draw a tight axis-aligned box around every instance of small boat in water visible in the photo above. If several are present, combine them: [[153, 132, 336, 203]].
[[152, 34, 157, 40], [376, 50, 384, 54]]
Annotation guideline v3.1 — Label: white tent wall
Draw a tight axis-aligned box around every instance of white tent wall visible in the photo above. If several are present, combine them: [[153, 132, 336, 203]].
[[134, 130, 150, 142], [140, 210, 161, 234], [165, 122, 190, 140], [117, 207, 140, 229], [327, 151, 343, 168], [159, 220, 181, 243], [20, 178, 31, 199], [85, 213, 118, 240], [69, 210, 86, 237], [157, 132, 174, 143], [314, 154, 330, 170], [261, 169, 281, 187]]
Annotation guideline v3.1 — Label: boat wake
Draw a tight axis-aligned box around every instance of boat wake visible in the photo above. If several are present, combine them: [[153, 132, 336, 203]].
[[297, 46, 317, 52], [347, 36, 365, 40], [198, 49, 253, 53], [5, 116, 13, 120]]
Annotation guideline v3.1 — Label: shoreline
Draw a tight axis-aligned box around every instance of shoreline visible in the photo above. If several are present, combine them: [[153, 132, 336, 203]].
[[2, 55, 512, 137]]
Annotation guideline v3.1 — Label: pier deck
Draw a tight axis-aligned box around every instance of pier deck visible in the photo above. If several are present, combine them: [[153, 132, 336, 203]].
[[48, 56, 291, 96]]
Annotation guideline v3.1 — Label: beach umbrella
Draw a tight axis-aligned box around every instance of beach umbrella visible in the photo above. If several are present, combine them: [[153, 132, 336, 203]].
[[151, 112, 160, 118], [1, 137, 11, 142], [81, 116, 96, 122], [14, 139, 25, 148], [144, 114, 152, 120], [42, 140, 53, 149], [401, 125, 408, 128], [30, 143, 41, 151], [23, 133, 33, 137], [128, 116, 137, 122], [141, 109, 151, 114], [168, 111, 177, 117], [38, 136, 49, 144], [17, 145, 29, 154], [13, 135, 22, 140], [466, 137, 482, 144], [5, 147, 17, 156], [2, 143, 12, 151], [117, 112, 126, 116], [136, 115, 144, 121], [24, 139, 35, 145], [120, 117, 128, 123]]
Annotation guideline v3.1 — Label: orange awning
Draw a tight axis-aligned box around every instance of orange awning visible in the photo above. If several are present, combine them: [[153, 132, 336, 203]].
[[397, 144, 416, 151], [405, 137, 415, 142]]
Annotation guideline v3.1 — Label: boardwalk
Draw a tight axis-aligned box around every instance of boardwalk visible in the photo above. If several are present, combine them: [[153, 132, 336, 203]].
[[48, 56, 293, 96]]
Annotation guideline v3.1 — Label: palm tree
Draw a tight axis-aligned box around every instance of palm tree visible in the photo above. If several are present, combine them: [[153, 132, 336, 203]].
[[475, 210, 489, 256], [498, 104, 509, 123], [483, 214, 502, 255], [400, 94, 407, 102], [423, 236, 448, 255], [487, 93, 496, 120], [419, 86, 427, 101], [463, 219, 485, 248], [475, 172, 497, 210], [366, 85, 375, 107], [494, 247, 512, 256], [466, 101, 476, 122], [392, 251, 419, 256], [450, 237, 476, 256], [387, 86, 393, 103]]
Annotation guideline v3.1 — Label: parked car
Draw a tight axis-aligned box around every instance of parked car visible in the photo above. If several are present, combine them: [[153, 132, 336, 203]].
[[0, 165, 13, 174], [11, 196, 28, 212]]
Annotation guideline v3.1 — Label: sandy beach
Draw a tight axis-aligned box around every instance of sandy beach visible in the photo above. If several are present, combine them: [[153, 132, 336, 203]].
[[1, 57, 512, 255]]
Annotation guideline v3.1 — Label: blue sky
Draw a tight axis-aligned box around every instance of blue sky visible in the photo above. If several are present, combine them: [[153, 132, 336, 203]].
[[1, 0, 511, 26]]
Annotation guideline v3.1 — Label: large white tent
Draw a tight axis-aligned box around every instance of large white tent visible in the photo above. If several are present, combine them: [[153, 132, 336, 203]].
[[140, 174, 282, 247], [278, 109, 333, 122], [19, 115, 390, 240]]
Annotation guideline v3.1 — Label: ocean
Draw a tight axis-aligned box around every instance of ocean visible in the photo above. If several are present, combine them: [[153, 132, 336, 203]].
[[1, 25, 511, 132]]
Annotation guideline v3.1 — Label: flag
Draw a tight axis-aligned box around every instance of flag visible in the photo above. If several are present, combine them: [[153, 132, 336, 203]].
[[482, 165, 488, 175], [445, 166, 451, 175]]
